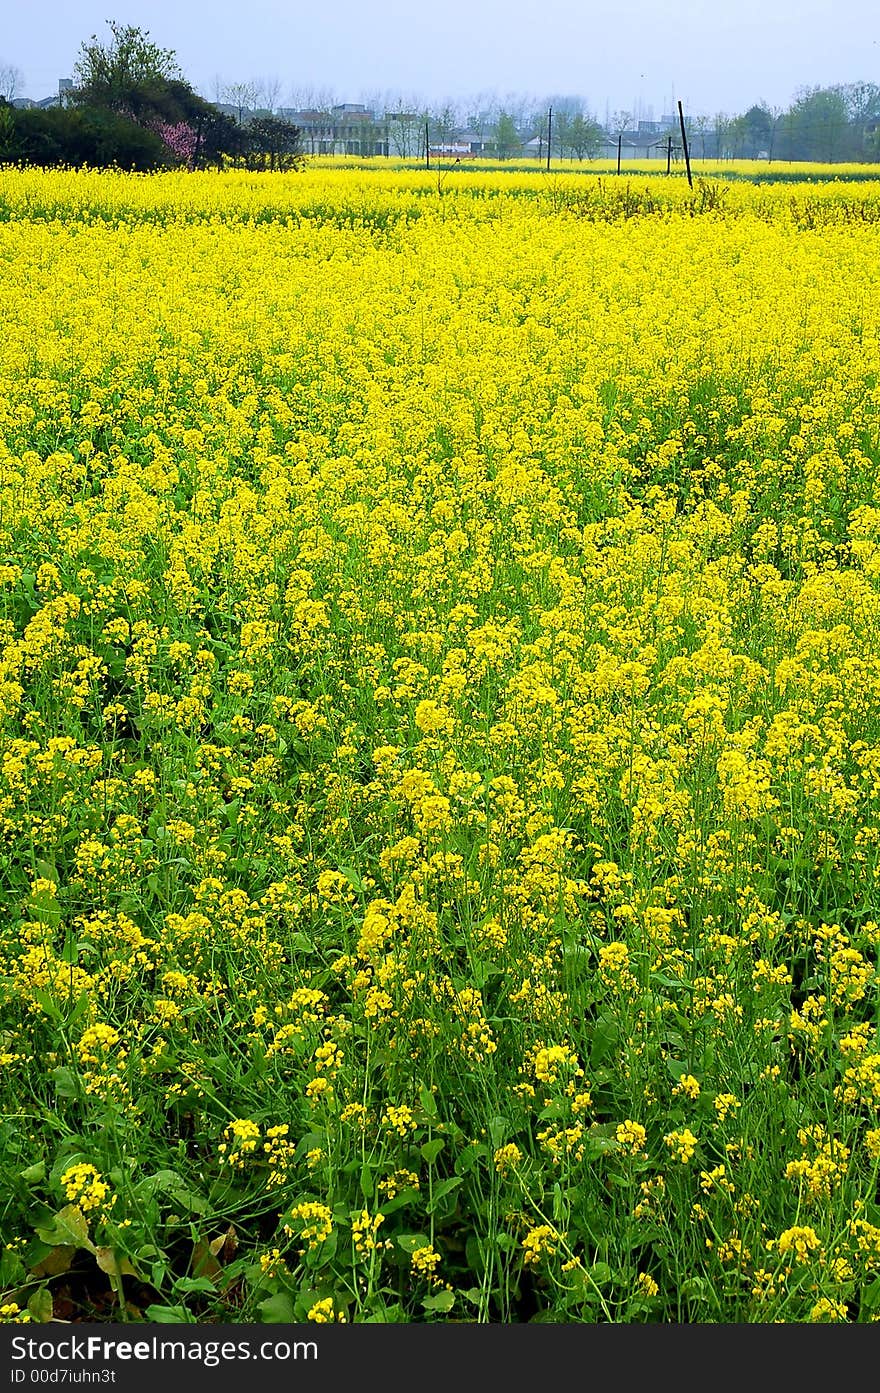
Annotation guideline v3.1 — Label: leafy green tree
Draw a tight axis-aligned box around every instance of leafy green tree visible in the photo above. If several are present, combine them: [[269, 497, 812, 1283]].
[[835, 81, 880, 157], [69, 22, 240, 169], [567, 113, 603, 160], [738, 104, 773, 157], [0, 99, 16, 161], [492, 110, 520, 159], [551, 110, 572, 157], [72, 21, 181, 116], [779, 86, 850, 161], [244, 115, 304, 170]]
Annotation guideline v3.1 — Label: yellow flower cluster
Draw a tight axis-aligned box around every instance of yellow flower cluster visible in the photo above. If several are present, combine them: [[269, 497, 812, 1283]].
[[59, 1164, 113, 1216]]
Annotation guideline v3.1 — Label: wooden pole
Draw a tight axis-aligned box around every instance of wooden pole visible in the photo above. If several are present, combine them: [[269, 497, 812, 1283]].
[[617, 132, 622, 174], [546, 107, 552, 171], [677, 99, 693, 187], [666, 133, 672, 174], [425, 121, 430, 169]]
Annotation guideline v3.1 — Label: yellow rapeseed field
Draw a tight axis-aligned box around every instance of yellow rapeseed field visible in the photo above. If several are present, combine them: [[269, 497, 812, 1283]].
[[2, 165, 880, 1324]]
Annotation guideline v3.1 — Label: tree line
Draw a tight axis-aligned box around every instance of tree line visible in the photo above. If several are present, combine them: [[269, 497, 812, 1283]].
[[714, 86, 880, 161], [0, 23, 304, 171]]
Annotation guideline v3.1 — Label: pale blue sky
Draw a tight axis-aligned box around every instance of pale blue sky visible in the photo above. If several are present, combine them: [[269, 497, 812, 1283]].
[[4, 0, 878, 116]]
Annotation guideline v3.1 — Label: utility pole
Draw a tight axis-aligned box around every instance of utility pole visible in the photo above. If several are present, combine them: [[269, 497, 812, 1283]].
[[617, 132, 622, 174], [666, 133, 672, 174], [546, 107, 552, 171], [677, 99, 693, 188], [425, 120, 430, 169]]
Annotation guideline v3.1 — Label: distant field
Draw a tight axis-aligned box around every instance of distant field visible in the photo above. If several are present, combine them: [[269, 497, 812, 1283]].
[[2, 166, 880, 1325], [312, 153, 880, 182]]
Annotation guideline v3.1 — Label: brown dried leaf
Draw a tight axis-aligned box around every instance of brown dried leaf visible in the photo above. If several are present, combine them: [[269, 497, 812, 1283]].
[[191, 1239, 223, 1280], [208, 1225, 238, 1261]]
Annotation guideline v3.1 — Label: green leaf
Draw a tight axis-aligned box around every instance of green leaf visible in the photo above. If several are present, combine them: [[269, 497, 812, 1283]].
[[20, 1161, 47, 1184], [427, 1176, 463, 1213], [397, 1233, 429, 1255], [374, 1187, 419, 1218], [419, 1086, 438, 1119], [0, 1248, 25, 1285], [466, 1235, 487, 1273], [68, 990, 91, 1025], [143, 1170, 209, 1215], [454, 1144, 485, 1175], [51, 1066, 78, 1098], [338, 865, 365, 894], [422, 1288, 455, 1313], [173, 1275, 217, 1295], [29, 889, 61, 929], [31, 988, 62, 1022], [420, 1138, 445, 1164], [487, 1115, 509, 1148], [258, 1291, 296, 1323], [680, 1276, 712, 1303], [589, 1015, 619, 1068], [861, 1276, 880, 1311], [35, 1204, 95, 1253], [289, 933, 316, 953], [143, 1304, 190, 1323], [27, 1288, 53, 1323]]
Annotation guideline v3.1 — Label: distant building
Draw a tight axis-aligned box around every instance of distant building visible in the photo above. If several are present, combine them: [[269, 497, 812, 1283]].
[[277, 104, 388, 155], [599, 126, 677, 160], [455, 130, 489, 156], [429, 141, 471, 158], [280, 109, 335, 154], [330, 105, 388, 155]]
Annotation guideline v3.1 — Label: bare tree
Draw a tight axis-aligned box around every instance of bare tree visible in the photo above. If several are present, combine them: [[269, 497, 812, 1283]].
[[714, 111, 732, 160], [430, 99, 460, 144], [766, 104, 785, 160], [0, 61, 23, 102], [259, 76, 282, 114], [287, 84, 335, 114], [218, 79, 262, 124], [493, 90, 536, 139], [384, 94, 423, 157], [689, 112, 711, 159], [462, 92, 497, 151]]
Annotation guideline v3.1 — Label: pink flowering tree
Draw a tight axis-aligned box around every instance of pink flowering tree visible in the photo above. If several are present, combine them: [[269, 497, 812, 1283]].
[[154, 120, 199, 168]]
